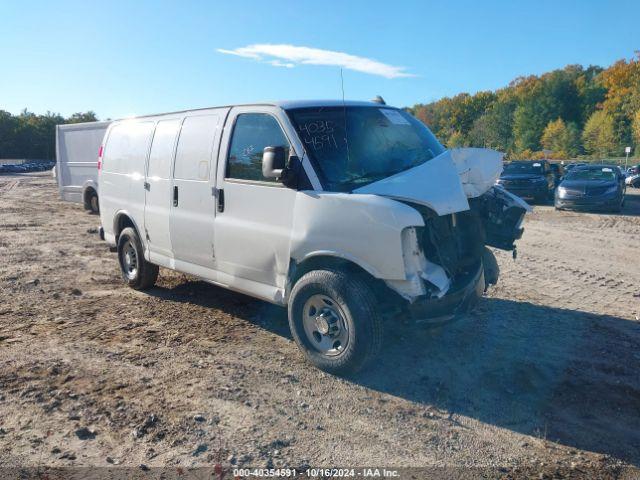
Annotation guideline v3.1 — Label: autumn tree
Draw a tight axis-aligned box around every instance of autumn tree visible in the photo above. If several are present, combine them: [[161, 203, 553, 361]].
[[541, 118, 581, 157], [582, 110, 617, 157]]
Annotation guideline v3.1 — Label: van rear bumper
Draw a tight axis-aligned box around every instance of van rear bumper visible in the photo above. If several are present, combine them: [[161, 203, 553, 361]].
[[407, 261, 484, 321]]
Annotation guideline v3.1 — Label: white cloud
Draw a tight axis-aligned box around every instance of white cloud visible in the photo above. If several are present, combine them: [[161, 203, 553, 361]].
[[216, 44, 414, 79]]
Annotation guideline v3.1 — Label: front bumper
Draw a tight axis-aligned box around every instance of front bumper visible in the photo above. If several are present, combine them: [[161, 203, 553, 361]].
[[499, 183, 548, 199], [408, 261, 484, 321], [555, 194, 621, 211]]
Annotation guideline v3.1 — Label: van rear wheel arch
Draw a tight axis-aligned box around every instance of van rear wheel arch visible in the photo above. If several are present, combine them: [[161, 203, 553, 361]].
[[117, 227, 158, 290], [113, 213, 138, 245]]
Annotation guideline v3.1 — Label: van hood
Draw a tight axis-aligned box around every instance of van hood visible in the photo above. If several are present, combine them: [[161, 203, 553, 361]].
[[354, 148, 506, 216]]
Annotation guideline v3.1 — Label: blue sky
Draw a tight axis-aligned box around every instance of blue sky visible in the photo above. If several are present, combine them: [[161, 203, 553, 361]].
[[1, 0, 638, 119]]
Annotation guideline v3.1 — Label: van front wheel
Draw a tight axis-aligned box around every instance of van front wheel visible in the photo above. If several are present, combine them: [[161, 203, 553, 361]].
[[288, 269, 382, 375], [117, 227, 158, 290]]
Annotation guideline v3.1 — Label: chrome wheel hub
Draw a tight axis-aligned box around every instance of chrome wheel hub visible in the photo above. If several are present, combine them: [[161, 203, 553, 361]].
[[122, 240, 138, 280], [302, 294, 349, 357]]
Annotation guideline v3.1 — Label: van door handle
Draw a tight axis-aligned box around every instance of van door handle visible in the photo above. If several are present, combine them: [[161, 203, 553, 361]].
[[217, 188, 224, 213], [173, 186, 179, 207], [144, 181, 150, 191]]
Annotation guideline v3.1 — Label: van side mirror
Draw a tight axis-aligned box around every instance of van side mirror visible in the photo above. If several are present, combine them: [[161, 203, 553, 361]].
[[262, 146, 286, 179]]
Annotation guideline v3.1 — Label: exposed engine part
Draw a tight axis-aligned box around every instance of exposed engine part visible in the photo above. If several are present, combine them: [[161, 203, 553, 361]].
[[469, 186, 528, 251]]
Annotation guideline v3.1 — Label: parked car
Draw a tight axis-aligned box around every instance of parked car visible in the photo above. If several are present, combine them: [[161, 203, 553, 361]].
[[626, 173, 640, 188], [565, 163, 586, 172], [98, 100, 529, 374], [495, 160, 556, 203], [555, 164, 626, 212], [549, 163, 564, 186], [56, 121, 110, 213]]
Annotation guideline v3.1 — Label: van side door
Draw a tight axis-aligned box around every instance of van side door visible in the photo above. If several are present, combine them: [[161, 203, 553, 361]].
[[144, 119, 181, 261], [169, 113, 223, 269], [214, 107, 298, 298]]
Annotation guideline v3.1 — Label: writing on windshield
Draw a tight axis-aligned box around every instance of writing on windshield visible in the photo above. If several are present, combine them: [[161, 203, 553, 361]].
[[287, 106, 445, 191]]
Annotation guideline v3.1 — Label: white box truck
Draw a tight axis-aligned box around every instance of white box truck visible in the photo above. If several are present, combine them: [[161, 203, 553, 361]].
[[55, 121, 110, 213], [98, 100, 530, 374]]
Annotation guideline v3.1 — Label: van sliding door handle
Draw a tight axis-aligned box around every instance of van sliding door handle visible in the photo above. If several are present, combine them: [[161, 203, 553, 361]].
[[173, 186, 179, 207]]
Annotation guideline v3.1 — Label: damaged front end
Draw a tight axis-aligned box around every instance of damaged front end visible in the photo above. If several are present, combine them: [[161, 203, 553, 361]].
[[356, 148, 530, 320], [392, 186, 527, 320]]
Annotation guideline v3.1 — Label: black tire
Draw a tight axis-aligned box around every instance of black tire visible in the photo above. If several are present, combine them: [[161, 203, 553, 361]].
[[89, 193, 99, 214], [288, 269, 383, 375], [117, 227, 158, 290], [84, 189, 99, 214]]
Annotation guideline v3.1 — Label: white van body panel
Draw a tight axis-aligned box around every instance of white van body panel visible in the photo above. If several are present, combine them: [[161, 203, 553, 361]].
[[99, 120, 155, 244], [144, 118, 182, 260], [289, 193, 424, 280], [55, 121, 109, 203], [170, 111, 226, 268], [213, 106, 299, 298]]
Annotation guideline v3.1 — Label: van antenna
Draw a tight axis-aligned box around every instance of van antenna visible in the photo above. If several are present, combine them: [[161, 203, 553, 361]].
[[341, 68, 351, 168]]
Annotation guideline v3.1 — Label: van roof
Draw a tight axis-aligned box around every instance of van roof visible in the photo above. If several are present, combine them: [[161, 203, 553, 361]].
[[116, 100, 393, 121]]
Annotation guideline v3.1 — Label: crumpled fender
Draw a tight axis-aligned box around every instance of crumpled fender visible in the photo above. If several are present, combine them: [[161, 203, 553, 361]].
[[289, 192, 424, 281]]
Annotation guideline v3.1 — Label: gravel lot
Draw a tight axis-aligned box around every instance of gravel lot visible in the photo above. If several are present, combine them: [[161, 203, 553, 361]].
[[1, 172, 639, 477]]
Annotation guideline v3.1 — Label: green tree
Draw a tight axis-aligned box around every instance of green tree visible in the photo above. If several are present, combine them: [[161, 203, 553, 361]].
[[446, 131, 466, 148], [541, 118, 581, 157], [67, 111, 98, 124], [468, 100, 515, 151], [582, 110, 617, 157]]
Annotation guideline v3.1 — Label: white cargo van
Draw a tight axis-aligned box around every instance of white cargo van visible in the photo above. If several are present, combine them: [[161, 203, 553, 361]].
[[99, 100, 529, 374], [56, 121, 110, 213]]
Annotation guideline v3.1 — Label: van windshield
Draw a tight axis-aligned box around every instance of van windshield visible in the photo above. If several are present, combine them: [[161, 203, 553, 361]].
[[287, 106, 445, 191]]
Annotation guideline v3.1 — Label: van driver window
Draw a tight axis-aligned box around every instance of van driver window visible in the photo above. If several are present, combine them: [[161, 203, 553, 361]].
[[227, 114, 290, 182]]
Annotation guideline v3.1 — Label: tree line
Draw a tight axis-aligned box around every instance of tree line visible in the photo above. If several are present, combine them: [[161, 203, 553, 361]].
[[408, 53, 640, 160], [0, 110, 98, 160]]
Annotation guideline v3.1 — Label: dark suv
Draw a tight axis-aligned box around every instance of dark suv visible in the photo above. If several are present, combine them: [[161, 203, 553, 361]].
[[496, 160, 556, 203]]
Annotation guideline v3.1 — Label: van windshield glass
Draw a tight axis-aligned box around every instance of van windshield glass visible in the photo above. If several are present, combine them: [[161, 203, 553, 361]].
[[287, 107, 445, 191]]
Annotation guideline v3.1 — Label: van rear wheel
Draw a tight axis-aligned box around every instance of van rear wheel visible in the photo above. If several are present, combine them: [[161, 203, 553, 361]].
[[288, 269, 382, 375], [117, 227, 158, 290], [89, 193, 99, 214], [84, 189, 99, 214]]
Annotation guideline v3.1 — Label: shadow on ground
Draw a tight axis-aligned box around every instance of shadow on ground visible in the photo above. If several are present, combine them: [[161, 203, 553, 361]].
[[147, 280, 640, 465]]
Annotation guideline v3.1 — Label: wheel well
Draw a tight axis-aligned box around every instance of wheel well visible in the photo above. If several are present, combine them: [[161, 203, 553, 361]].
[[114, 214, 136, 242], [288, 255, 404, 310], [83, 186, 97, 206]]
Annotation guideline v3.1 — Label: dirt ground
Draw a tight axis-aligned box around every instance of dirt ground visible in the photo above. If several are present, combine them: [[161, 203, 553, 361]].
[[1, 172, 639, 477]]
